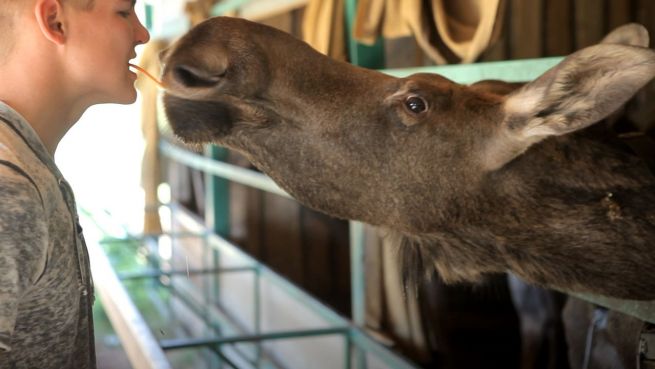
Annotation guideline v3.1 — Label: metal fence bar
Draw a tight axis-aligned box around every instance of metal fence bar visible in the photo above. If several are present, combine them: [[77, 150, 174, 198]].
[[204, 232, 350, 327], [118, 266, 256, 281], [211, 0, 253, 16], [254, 265, 263, 365], [349, 330, 418, 369], [160, 327, 350, 350], [160, 140, 290, 198], [384, 57, 564, 83], [349, 221, 367, 369], [169, 205, 424, 368], [572, 293, 655, 324], [99, 232, 208, 244], [84, 220, 172, 369], [165, 273, 263, 367], [349, 221, 366, 326]]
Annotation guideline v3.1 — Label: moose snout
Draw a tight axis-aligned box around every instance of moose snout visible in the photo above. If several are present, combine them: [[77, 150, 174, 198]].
[[172, 64, 225, 88]]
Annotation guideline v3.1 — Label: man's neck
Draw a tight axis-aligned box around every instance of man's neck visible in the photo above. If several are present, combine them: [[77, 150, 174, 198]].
[[0, 48, 86, 156]]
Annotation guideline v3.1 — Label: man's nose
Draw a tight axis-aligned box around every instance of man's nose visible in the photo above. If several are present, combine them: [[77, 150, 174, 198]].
[[135, 19, 150, 45]]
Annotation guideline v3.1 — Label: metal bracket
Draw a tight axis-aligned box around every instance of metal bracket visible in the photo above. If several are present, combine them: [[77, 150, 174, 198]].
[[640, 325, 655, 369]]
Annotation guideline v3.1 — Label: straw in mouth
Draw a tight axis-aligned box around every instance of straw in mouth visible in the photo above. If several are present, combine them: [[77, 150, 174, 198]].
[[129, 63, 164, 87]]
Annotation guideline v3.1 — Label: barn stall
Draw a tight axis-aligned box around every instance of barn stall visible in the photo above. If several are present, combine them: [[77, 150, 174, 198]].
[[59, 0, 655, 368]]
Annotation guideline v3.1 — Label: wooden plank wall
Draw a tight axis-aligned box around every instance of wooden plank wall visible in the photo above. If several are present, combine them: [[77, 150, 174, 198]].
[[481, 0, 655, 61], [386, 0, 655, 67]]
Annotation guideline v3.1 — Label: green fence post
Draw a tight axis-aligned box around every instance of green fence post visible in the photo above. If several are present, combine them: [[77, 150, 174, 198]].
[[204, 144, 229, 368], [205, 144, 230, 237], [144, 3, 153, 31], [343, 0, 385, 69]]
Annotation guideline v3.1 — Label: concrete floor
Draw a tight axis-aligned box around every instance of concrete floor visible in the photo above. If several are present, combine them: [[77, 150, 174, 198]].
[[94, 303, 133, 369], [96, 339, 132, 369]]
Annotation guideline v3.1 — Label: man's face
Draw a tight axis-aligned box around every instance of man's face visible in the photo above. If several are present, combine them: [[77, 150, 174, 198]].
[[64, 0, 149, 105]]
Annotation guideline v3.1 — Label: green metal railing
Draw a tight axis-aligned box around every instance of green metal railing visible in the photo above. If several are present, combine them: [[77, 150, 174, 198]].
[[84, 202, 421, 369]]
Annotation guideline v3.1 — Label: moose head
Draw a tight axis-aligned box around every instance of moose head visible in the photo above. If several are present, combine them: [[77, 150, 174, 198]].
[[161, 17, 655, 300]]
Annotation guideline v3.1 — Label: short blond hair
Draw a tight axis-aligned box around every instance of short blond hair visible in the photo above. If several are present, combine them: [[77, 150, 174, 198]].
[[0, 2, 20, 62], [0, 0, 95, 62]]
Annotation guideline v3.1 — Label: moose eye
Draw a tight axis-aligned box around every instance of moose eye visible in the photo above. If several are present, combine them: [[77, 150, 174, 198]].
[[404, 96, 428, 114]]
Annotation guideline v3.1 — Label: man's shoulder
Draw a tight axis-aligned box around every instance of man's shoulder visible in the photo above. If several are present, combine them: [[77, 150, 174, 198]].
[[0, 135, 21, 160], [0, 160, 44, 213], [0, 118, 30, 166], [0, 123, 56, 214], [0, 123, 42, 187]]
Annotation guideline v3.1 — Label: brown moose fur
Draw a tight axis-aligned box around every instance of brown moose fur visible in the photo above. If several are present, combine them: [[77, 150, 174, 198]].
[[160, 17, 655, 300]]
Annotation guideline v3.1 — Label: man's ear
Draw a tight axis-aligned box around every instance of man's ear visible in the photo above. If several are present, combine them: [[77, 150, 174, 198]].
[[486, 43, 655, 170], [34, 0, 66, 45]]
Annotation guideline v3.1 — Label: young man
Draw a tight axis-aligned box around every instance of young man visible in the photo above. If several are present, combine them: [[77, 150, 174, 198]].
[[0, 0, 149, 368]]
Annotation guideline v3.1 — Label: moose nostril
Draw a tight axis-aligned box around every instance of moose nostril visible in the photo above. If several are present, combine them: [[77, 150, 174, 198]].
[[173, 64, 224, 88]]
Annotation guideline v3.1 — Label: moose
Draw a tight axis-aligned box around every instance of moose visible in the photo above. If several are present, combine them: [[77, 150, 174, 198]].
[[160, 17, 655, 301]]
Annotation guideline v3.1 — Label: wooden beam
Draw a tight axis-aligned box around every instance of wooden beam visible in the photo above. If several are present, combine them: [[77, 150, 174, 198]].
[[212, 0, 309, 21]]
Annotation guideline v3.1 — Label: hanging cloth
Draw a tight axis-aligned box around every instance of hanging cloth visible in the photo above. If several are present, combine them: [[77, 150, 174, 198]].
[[302, 0, 348, 61], [354, 0, 506, 64]]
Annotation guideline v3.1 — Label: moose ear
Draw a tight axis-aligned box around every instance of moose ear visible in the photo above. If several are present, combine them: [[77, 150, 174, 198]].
[[489, 43, 655, 170], [600, 23, 649, 47]]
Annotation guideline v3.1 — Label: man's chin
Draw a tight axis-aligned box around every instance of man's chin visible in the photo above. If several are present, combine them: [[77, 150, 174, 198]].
[[109, 88, 138, 105]]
